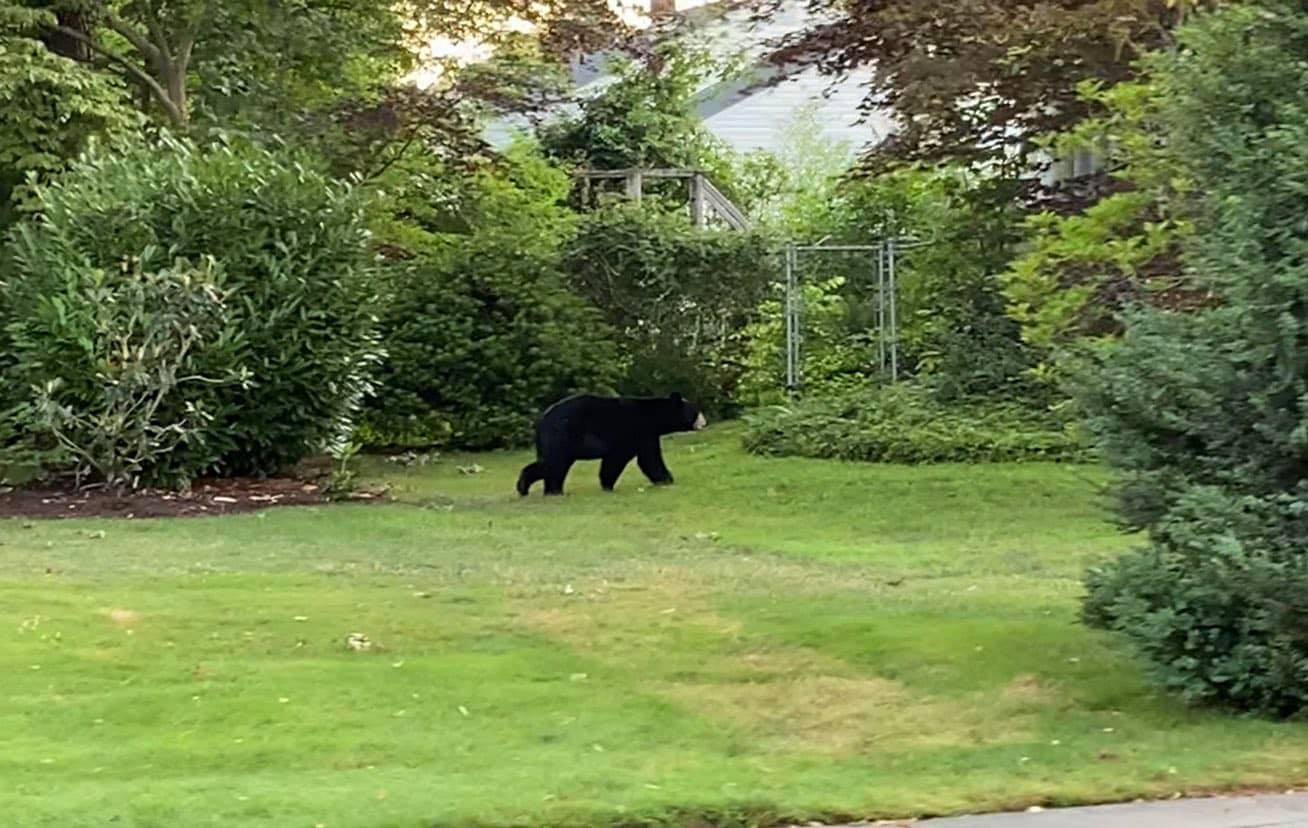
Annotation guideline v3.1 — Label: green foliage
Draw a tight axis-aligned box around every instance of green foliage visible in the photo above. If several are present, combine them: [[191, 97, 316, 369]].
[[1077, 1, 1308, 716], [22, 256, 247, 491], [538, 44, 740, 195], [775, 168, 1036, 401], [734, 103, 855, 230], [365, 141, 621, 450], [9, 0, 619, 133], [1084, 487, 1308, 717], [743, 384, 1087, 464], [877, 176, 1037, 401], [187, 0, 412, 133], [738, 277, 879, 404], [1004, 78, 1198, 358], [1008, 195, 1193, 356], [2, 137, 380, 486], [1074, 309, 1255, 529], [0, 5, 140, 225], [563, 202, 775, 415]]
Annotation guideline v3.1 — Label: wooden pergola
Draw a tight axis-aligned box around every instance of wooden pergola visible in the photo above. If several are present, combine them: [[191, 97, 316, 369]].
[[574, 168, 751, 231]]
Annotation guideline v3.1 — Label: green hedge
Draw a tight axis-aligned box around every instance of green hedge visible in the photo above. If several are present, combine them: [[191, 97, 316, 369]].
[[361, 144, 622, 450], [742, 385, 1088, 464]]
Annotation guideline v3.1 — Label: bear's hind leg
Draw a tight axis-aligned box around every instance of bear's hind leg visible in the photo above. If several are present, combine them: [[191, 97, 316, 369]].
[[542, 457, 575, 496], [599, 451, 635, 491], [517, 461, 545, 496]]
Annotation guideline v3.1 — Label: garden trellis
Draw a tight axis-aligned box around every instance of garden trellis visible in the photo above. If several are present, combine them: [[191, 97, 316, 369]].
[[782, 236, 929, 394]]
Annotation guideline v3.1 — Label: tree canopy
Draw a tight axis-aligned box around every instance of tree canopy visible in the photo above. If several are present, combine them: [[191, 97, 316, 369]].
[[6, 0, 629, 129], [754, 0, 1219, 171]]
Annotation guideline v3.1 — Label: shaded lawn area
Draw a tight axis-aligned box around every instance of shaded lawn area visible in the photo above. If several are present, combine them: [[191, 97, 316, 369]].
[[3, 426, 1307, 827]]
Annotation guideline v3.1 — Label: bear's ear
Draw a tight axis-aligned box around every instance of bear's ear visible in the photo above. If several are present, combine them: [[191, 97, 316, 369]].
[[669, 392, 683, 402]]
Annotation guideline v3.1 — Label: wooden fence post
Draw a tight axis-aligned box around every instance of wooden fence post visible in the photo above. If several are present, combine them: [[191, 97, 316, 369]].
[[690, 173, 706, 228]]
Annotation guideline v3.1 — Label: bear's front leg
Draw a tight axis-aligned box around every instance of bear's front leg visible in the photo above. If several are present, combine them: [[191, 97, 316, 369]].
[[636, 438, 674, 485], [599, 451, 635, 491]]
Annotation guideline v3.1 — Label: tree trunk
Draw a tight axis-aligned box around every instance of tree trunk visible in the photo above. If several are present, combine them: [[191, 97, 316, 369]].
[[43, 10, 92, 62], [163, 63, 188, 128]]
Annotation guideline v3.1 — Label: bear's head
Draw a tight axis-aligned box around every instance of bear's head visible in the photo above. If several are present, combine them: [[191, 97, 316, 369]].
[[669, 392, 707, 432]]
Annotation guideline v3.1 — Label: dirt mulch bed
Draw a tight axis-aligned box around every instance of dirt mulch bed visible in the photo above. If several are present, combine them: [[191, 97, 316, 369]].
[[0, 477, 338, 519]]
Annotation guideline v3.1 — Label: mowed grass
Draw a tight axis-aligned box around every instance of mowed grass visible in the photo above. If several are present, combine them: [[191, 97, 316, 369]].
[[3, 425, 1308, 827]]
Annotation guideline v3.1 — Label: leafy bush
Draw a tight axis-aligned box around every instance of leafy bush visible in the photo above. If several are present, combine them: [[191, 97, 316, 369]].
[[364, 143, 621, 450], [1073, 308, 1257, 529], [0, 401, 60, 487], [2, 137, 379, 486], [732, 103, 855, 231], [22, 257, 247, 491], [1076, 1, 1308, 716], [857, 174, 1037, 402], [1005, 189, 1190, 352], [564, 202, 775, 415], [366, 241, 621, 450], [1004, 76, 1200, 363], [1083, 487, 1308, 717], [742, 384, 1087, 464]]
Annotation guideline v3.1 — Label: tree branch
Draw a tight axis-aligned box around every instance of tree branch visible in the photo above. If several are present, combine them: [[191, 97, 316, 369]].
[[177, 33, 195, 78], [173, 0, 215, 83], [138, 1, 172, 61], [101, 10, 162, 67], [55, 25, 185, 127], [364, 135, 417, 182]]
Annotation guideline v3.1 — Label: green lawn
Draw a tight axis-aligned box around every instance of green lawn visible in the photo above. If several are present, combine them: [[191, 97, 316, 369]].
[[3, 426, 1307, 827]]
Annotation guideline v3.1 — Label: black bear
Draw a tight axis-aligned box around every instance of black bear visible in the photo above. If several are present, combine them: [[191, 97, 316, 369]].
[[516, 393, 707, 496]]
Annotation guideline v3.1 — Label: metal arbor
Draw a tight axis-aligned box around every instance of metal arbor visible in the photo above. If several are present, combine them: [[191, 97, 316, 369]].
[[782, 236, 927, 395]]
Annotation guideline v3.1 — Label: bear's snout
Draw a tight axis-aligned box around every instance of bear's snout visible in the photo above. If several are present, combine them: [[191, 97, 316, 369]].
[[693, 412, 707, 430]]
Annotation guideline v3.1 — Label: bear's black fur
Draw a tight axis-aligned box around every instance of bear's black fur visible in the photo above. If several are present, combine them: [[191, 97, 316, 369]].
[[516, 393, 707, 496]]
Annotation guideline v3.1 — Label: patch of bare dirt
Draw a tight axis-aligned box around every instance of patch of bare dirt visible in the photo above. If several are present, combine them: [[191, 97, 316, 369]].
[[0, 476, 352, 519]]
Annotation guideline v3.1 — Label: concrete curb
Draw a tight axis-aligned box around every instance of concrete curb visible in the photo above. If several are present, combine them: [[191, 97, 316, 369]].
[[811, 793, 1308, 828]]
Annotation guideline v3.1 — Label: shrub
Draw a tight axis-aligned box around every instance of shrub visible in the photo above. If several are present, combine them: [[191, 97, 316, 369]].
[[1005, 189, 1190, 353], [1073, 308, 1258, 529], [564, 202, 775, 415], [742, 384, 1087, 464], [1075, 1, 1308, 716], [753, 164, 1035, 400], [363, 143, 622, 450], [870, 175, 1037, 402], [1083, 487, 1308, 717], [2, 137, 379, 486], [1003, 72, 1201, 369], [367, 239, 621, 450], [22, 257, 247, 491]]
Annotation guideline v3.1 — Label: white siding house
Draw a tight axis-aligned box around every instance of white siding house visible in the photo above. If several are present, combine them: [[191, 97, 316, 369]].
[[483, 0, 1098, 188], [485, 0, 896, 159]]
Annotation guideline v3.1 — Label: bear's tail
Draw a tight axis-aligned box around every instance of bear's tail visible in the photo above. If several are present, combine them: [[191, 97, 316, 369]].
[[516, 462, 545, 496]]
